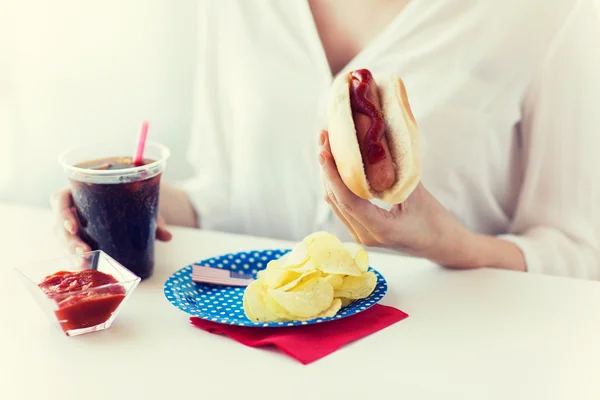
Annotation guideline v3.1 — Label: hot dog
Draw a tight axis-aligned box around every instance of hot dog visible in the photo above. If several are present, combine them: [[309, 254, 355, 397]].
[[349, 69, 396, 192], [327, 68, 421, 205]]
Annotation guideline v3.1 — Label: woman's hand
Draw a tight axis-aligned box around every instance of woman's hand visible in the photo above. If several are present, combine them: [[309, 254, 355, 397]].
[[318, 130, 526, 271], [50, 188, 172, 255]]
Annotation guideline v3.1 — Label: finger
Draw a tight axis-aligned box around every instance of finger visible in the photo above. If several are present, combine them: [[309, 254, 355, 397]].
[[318, 131, 359, 240], [318, 160, 375, 245], [155, 214, 173, 241], [49, 194, 89, 255], [325, 180, 379, 246], [52, 213, 87, 253], [64, 238, 92, 269], [156, 225, 173, 241], [50, 189, 78, 235], [318, 132, 368, 242], [323, 182, 359, 242], [319, 131, 383, 228], [62, 233, 91, 256], [319, 131, 393, 245], [53, 224, 90, 255]]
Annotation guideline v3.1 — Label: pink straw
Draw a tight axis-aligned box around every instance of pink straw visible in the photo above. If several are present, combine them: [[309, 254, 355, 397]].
[[134, 120, 149, 166]]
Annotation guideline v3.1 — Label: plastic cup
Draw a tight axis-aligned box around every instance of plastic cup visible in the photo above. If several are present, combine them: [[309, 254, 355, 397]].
[[58, 141, 170, 280]]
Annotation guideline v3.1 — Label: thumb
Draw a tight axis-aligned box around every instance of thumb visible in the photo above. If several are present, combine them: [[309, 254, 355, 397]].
[[156, 215, 173, 242], [156, 225, 173, 241]]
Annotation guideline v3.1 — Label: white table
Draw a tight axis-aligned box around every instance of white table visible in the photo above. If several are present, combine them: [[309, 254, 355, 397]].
[[1, 203, 600, 400]]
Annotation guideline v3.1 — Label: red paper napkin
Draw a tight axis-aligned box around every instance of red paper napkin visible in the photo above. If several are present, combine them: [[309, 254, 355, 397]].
[[189, 304, 408, 365]]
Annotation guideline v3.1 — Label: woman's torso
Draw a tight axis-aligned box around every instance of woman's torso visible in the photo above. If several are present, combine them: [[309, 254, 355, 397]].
[[194, 0, 576, 242]]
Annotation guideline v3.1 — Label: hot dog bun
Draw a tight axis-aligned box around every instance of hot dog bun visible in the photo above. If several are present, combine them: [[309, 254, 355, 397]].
[[327, 71, 421, 205]]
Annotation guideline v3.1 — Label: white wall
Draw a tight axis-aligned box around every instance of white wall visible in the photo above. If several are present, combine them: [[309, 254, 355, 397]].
[[0, 0, 198, 207]]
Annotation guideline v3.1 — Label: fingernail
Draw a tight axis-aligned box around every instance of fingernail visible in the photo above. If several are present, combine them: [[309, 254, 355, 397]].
[[75, 247, 84, 255], [64, 219, 75, 234], [319, 132, 325, 145], [319, 154, 325, 165]]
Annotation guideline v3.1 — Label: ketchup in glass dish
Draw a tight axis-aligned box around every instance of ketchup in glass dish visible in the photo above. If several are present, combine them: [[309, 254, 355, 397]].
[[15, 251, 140, 337], [38, 269, 127, 333]]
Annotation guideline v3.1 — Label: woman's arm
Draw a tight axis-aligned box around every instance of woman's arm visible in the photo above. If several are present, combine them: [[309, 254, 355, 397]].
[[427, 0, 600, 277], [491, 0, 600, 279], [446, 0, 600, 277], [319, 0, 600, 278], [165, 1, 232, 231], [159, 183, 199, 228]]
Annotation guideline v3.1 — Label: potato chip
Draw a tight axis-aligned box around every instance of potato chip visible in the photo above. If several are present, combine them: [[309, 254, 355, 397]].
[[334, 271, 377, 299], [243, 231, 379, 323], [322, 274, 344, 290], [263, 260, 302, 289], [269, 277, 334, 318], [309, 234, 362, 276], [339, 297, 355, 307], [278, 270, 320, 292], [317, 298, 342, 318], [294, 298, 342, 321], [282, 241, 310, 268], [343, 242, 370, 272], [275, 252, 291, 265], [263, 291, 294, 320], [265, 269, 302, 290], [243, 280, 287, 322], [285, 257, 319, 273], [302, 231, 332, 246]]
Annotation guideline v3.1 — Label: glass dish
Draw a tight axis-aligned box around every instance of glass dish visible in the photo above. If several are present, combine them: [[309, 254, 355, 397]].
[[14, 250, 140, 336]]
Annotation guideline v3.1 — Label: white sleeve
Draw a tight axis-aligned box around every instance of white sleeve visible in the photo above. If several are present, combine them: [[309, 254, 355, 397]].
[[176, 2, 232, 230], [499, 0, 600, 279]]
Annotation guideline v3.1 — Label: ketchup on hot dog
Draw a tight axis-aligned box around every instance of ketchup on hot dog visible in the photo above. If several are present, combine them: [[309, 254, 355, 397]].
[[349, 69, 387, 164], [348, 69, 396, 192]]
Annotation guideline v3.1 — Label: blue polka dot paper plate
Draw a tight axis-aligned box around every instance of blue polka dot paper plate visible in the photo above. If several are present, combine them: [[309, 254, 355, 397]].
[[163, 249, 388, 327]]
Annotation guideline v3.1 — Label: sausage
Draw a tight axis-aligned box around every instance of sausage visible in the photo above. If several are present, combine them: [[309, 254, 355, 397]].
[[349, 69, 396, 192]]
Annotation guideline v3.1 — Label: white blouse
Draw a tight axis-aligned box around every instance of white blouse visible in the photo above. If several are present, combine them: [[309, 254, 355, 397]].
[[180, 0, 600, 279]]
